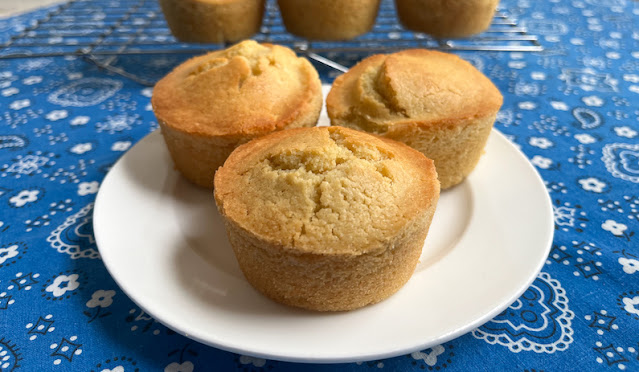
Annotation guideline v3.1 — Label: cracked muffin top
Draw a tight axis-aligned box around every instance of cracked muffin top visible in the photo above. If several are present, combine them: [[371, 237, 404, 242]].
[[326, 49, 503, 134], [214, 126, 440, 255], [152, 40, 321, 140]]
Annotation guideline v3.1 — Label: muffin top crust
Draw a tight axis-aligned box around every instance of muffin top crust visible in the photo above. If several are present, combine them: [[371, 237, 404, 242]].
[[327, 49, 503, 133], [152, 40, 321, 140], [214, 126, 440, 255]]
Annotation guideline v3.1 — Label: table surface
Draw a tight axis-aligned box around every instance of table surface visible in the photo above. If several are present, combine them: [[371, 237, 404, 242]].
[[0, 0, 61, 18], [1, 0, 638, 371]]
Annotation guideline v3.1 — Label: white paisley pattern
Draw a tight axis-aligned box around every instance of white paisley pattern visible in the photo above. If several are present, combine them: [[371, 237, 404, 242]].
[[472, 272, 575, 353], [47, 78, 123, 107], [602, 143, 639, 183], [46, 203, 100, 259]]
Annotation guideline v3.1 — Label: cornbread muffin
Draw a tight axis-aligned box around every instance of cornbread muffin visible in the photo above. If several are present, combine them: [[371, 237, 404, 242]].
[[277, 0, 381, 40], [152, 40, 322, 188], [327, 49, 503, 189], [215, 126, 440, 311], [158, 0, 265, 43], [395, 0, 499, 38]]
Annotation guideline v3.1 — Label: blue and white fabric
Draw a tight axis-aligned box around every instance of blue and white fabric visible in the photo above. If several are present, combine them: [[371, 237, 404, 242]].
[[1, 0, 638, 370]]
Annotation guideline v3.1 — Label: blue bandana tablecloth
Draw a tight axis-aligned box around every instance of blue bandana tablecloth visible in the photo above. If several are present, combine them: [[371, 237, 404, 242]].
[[1, 0, 639, 371]]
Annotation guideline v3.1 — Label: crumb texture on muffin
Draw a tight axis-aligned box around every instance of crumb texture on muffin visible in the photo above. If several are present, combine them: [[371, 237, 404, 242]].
[[214, 127, 440, 311], [152, 40, 321, 141], [327, 49, 502, 189]]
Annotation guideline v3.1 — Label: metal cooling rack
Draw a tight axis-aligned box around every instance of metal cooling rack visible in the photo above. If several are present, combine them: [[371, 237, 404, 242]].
[[0, 0, 543, 86]]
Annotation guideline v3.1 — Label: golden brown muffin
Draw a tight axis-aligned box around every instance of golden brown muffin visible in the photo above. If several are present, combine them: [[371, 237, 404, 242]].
[[277, 0, 381, 40], [152, 40, 323, 188], [158, 0, 265, 43], [326, 49, 503, 189], [214, 126, 440, 311], [395, 0, 499, 38]]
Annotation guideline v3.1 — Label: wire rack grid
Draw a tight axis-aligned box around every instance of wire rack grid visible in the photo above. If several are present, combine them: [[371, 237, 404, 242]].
[[0, 0, 543, 85]]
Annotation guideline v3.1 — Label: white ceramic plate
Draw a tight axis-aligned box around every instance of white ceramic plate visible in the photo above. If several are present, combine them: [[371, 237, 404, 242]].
[[94, 101, 553, 363]]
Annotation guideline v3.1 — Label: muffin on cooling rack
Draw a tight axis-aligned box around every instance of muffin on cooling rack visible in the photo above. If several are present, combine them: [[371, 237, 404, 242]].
[[152, 40, 322, 189], [214, 126, 440, 311], [327, 49, 503, 189], [277, 0, 381, 40], [159, 0, 265, 43], [394, 0, 499, 38]]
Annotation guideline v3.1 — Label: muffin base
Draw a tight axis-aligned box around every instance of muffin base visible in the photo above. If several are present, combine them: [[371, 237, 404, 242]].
[[159, 0, 265, 43], [395, 0, 499, 38], [224, 202, 437, 312], [159, 121, 238, 188], [157, 85, 323, 189], [331, 115, 496, 190], [277, 0, 381, 41], [386, 115, 496, 189]]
